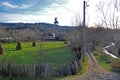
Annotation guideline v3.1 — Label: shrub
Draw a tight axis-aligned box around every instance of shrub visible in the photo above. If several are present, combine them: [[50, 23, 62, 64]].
[[64, 40, 67, 44], [16, 41, 22, 50], [0, 42, 4, 54], [32, 40, 36, 47]]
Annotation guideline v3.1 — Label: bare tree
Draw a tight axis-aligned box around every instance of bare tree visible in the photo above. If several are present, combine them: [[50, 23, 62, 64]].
[[96, 0, 120, 29], [0, 26, 8, 38], [11, 28, 39, 41]]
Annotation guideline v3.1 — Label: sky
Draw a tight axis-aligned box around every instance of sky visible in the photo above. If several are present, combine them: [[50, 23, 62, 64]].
[[0, 0, 110, 26]]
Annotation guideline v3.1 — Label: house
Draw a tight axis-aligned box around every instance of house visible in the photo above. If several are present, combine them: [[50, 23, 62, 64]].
[[41, 32, 56, 40], [0, 37, 15, 42]]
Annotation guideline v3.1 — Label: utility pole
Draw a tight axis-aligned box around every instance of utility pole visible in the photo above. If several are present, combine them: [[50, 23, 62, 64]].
[[83, 0, 86, 27], [83, 0, 86, 45], [83, 0, 86, 62]]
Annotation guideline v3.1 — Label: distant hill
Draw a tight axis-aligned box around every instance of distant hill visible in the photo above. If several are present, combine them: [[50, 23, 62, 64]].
[[0, 23, 74, 30]]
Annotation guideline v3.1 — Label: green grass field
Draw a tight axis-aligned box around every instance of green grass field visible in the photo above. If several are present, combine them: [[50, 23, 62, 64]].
[[0, 41, 76, 66]]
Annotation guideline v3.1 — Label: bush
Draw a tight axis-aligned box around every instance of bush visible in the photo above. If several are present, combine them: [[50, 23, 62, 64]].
[[16, 41, 22, 50], [0, 42, 4, 54], [64, 40, 67, 44], [32, 40, 36, 47]]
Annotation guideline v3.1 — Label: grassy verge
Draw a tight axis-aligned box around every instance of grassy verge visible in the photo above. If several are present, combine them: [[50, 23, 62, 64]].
[[92, 50, 112, 71], [77, 56, 88, 75]]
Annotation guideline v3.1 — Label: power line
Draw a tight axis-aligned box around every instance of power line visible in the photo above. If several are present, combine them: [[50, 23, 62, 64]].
[[52, 0, 76, 15]]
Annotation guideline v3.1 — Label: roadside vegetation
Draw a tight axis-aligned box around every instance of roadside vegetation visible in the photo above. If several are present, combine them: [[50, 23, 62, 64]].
[[92, 46, 120, 72], [77, 56, 88, 75], [92, 49, 112, 71], [61, 56, 88, 80]]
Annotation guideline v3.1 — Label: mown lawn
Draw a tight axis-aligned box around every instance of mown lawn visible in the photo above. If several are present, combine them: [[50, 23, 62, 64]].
[[0, 41, 76, 66]]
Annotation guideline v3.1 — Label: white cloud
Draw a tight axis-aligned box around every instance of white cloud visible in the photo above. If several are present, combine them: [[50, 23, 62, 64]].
[[1, 2, 18, 8], [0, 13, 54, 23], [19, 4, 33, 9], [1, 1, 33, 9]]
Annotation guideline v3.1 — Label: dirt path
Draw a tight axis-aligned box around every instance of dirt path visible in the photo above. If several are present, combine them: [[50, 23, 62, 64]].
[[62, 51, 120, 80]]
